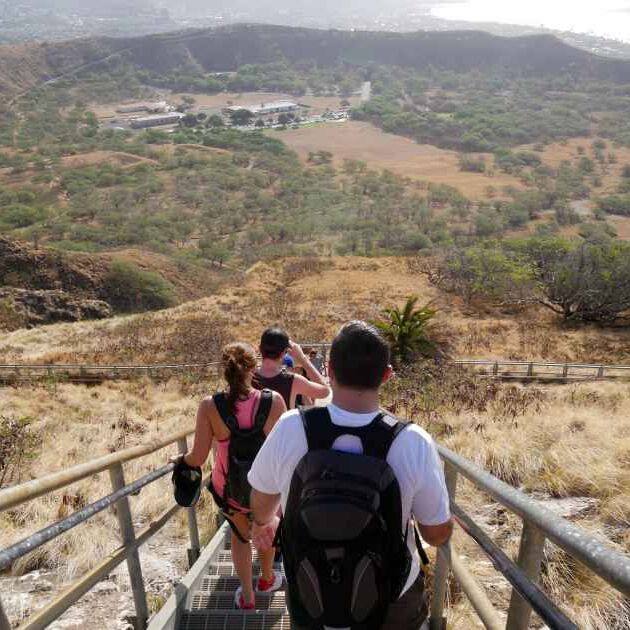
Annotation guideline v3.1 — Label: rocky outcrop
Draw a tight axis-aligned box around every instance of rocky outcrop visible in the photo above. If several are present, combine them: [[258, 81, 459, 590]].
[[0, 236, 108, 296], [0, 288, 112, 329]]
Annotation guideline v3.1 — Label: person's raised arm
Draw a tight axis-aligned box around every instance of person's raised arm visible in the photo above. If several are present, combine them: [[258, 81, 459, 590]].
[[288, 341, 331, 400], [170, 398, 214, 467], [288, 341, 328, 387]]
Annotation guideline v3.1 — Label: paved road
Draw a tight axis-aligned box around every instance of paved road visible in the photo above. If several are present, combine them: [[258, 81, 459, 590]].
[[361, 81, 372, 103]]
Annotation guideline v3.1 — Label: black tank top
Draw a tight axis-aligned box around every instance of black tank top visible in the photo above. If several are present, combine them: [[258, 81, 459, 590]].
[[253, 369, 294, 409]]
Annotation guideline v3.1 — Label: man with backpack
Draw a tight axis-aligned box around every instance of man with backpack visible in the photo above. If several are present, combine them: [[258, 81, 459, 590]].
[[253, 327, 331, 409], [248, 321, 452, 629]]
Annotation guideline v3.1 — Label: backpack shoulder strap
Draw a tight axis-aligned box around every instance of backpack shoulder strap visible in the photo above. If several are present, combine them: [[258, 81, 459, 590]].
[[360, 413, 410, 461], [213, 392, 239, 433], [298, 406, 338, 451], [253, 389, 273, 431]]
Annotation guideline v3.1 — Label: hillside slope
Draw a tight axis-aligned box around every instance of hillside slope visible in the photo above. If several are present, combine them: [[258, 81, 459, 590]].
[[1, 256, 629, 366], [2, 24, 630, 98], [0, 236, 225, 327]]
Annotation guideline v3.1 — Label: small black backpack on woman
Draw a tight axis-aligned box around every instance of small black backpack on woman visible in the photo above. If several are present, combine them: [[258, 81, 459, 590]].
[[213, 389, 273, 508]]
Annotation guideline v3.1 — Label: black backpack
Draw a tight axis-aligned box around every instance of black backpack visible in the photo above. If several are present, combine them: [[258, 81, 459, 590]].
[[280, 406, 412, 630], [214, 389, 273, 509]]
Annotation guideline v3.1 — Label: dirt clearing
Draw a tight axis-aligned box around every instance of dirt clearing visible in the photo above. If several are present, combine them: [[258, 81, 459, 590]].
[[273, 121, 523, 200]]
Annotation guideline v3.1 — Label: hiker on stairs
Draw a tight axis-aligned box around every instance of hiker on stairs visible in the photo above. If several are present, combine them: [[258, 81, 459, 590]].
[[248, 321, 453, 630], [171, 342, 287, 610], [253, 327, 330, 408]]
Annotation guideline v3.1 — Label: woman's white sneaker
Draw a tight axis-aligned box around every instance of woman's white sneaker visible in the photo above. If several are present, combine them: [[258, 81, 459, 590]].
[[256, 570, 283, 593]]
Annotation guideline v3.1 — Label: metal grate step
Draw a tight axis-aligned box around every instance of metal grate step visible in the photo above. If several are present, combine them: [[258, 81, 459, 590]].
[[190, 590, 287, 612], [179, 611, 291, 630], [218, 551, 281, 564], [207, 563, 286, 578], [200, 576, 287, 594]]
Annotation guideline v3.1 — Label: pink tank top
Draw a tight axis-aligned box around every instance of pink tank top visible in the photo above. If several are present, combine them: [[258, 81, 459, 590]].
[[211, 389, 262, 510]]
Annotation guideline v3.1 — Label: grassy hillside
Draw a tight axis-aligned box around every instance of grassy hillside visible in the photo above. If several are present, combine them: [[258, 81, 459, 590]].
[[2, 256, 629, 365], [1, 274, 629, 627], [2, 25, 630, 99]]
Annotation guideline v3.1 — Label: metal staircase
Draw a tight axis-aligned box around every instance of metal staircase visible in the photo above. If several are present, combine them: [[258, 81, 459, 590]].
[[155, 523, 292, 630]]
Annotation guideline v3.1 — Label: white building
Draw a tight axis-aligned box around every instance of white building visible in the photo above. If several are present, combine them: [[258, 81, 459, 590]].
[[130, 113, 184, 129], [117, 101, 169, 114], [224, 100, 300, 117]]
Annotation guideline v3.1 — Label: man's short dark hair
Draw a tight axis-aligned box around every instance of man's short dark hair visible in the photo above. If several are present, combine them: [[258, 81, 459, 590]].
[[330, 321, 390, 390], [260, 327, 289, 360]]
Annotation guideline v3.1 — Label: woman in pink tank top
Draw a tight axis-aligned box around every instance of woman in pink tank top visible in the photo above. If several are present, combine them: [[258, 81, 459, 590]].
[[173, 342, 286, 609]]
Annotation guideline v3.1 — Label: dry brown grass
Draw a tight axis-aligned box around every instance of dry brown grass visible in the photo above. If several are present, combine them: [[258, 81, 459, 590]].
[[0, 379, 220, 575], [520, 136, 630, 196], [1, 256, 629, 367], [273, 121, 524, 200], [1, 266, 629, 627], [386, 369, 630, 629]]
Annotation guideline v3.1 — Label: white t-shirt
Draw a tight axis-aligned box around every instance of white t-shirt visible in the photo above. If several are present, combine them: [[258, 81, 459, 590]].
[[248, 403, 451, 595]]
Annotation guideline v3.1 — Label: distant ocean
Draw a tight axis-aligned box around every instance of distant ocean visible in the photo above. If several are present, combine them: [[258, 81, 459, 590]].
[[430, 1, 630, 43]]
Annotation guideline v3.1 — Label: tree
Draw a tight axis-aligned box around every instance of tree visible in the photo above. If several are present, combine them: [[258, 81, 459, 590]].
[[103, 261, 175, 313], [199, 236, 231, 266], [229, 109, 255, 126], [182, 113, 199, 128], [537, 242, 630, 322], [373, 296, 436, 365], [206, 114, 224, 128], [435, 246, 537, 305]]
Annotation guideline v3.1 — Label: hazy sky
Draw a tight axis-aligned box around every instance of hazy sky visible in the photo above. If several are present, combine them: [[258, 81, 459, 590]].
[[431, 0, 630, 42]]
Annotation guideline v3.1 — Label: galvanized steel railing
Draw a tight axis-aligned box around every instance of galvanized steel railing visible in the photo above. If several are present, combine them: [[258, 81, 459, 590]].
[[2, 427, 630, 630], [430, 445, 630, 630], [456, 359, 630, 381], [0, 354, 627, 385], [0, 428, 203, 630]]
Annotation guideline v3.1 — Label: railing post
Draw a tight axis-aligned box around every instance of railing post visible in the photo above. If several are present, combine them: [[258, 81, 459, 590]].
[[506, 520, 546, 630], [109, 463, 148, 630], [527, 362, 534, 378], [430, 462, 458, 630], [562, 364, 569, 379], [597, 366, 605, 379], [177, 437, 201, 566], [0, 598, 10, 630], [493, 362, 499, 377]]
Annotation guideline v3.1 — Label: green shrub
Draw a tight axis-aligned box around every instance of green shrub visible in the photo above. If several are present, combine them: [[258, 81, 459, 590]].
[[103, 261, 175, 313]]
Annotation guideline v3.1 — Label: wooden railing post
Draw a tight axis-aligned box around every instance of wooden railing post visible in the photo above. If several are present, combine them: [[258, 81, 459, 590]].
[[527, 362, 534, 378], [0, 598, 10, 630], [177, 437, 201, 566], [562, 364, 569, 379], [597, 366, 605, 379], [109, 463, 148, 630], [430, 462, 458, 630], [493, 362, 499, 377], [506, 520, 546, 630]]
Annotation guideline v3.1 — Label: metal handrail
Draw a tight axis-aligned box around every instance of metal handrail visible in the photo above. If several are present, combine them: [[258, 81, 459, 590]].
[[0, 464, 175, 572], [0, 428, 194, 511], [429, 444, 630, 630], [0, 356, 628, 376], [437, 445, 630, 595], [451, 502, 577, 629], [0, 431, 202, 630]]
